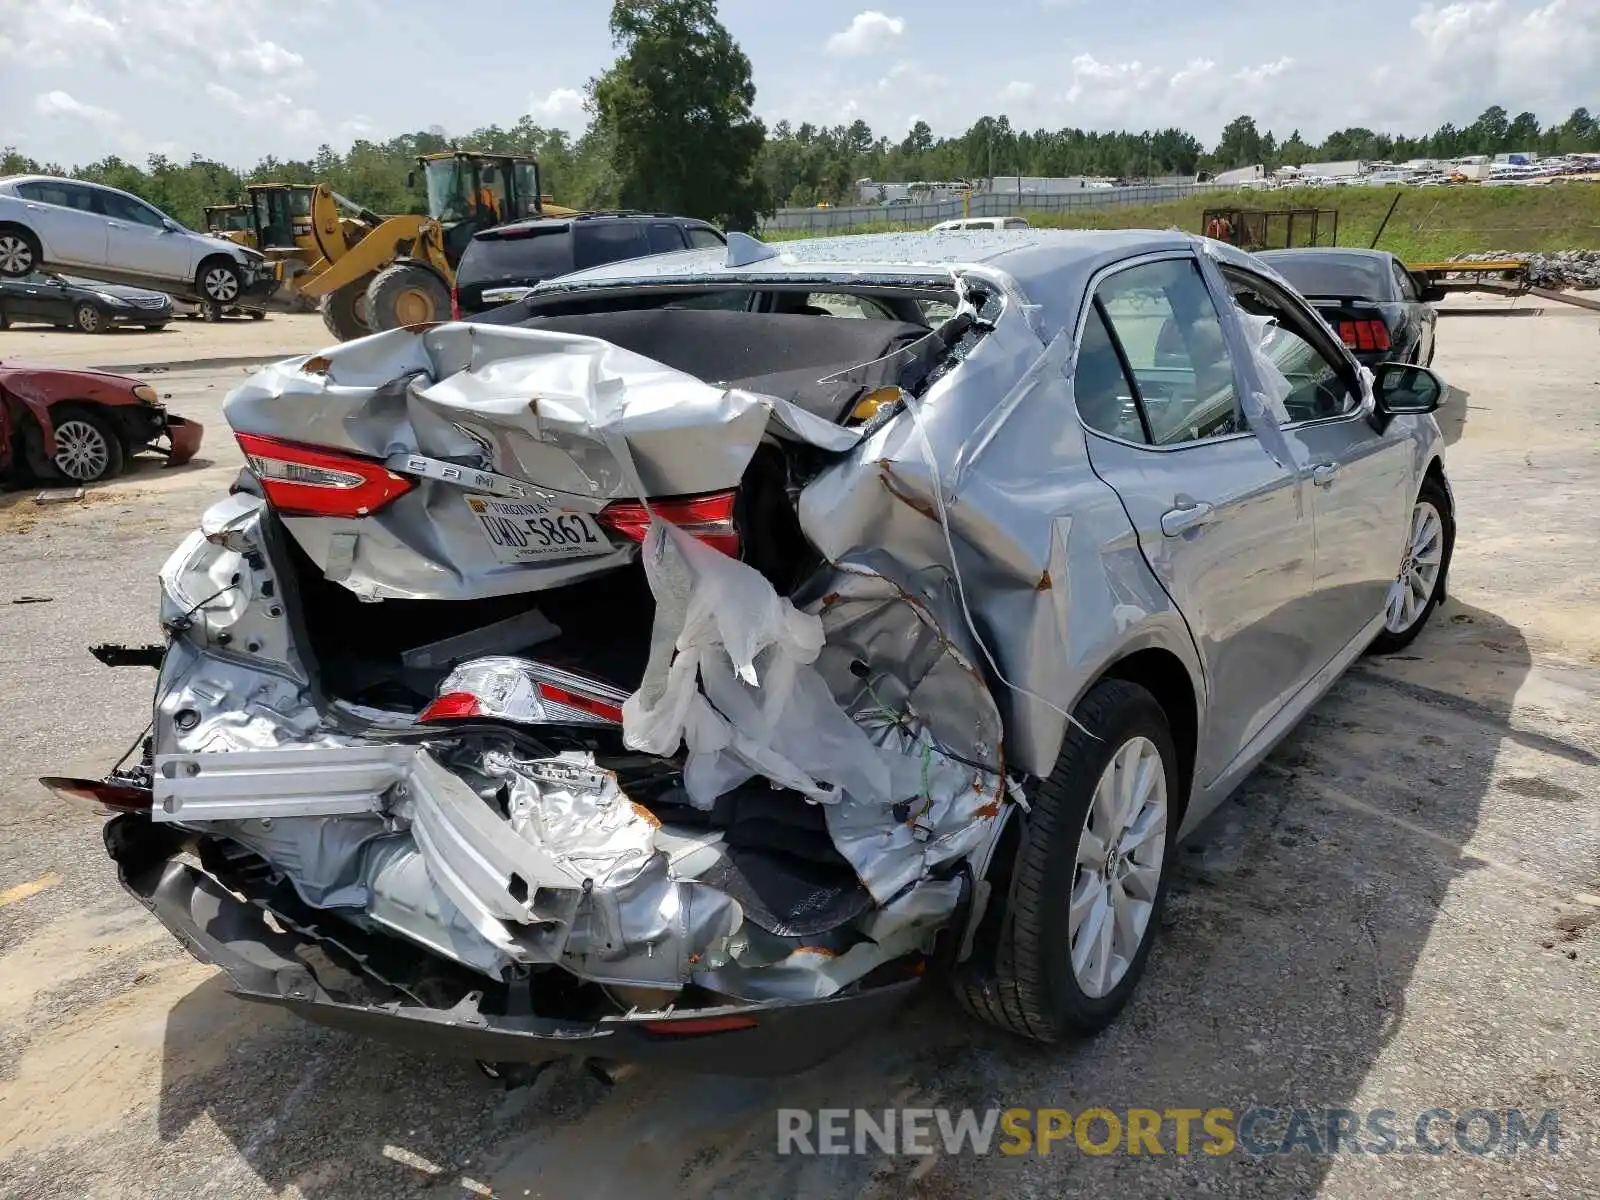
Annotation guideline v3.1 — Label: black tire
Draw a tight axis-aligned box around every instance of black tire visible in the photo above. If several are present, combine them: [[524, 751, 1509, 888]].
[[143, 323, 168, 332], [247, 309, 266, 320], [320, 279, 372, 341], [196, 259, 242, 306], [365, 262, 451, 332], [953, 678, 1180, 1041], [0, 225, 41, 278], [1368, 475, 1454, 654], [23, 405, 125, 483], [73, 302, 107, 334]]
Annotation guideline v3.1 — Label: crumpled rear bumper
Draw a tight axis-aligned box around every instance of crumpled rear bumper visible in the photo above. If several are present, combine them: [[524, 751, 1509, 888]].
[[108, 815, 921, 1076]]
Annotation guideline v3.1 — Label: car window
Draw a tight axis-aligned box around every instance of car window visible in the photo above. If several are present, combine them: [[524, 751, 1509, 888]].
[[572, 222, 648, 270], [805, 292, 894, 319], [646, 223, 686, 253], [1392, 260, 1418, 302], [457, 229, 573, 287], [1074, 302, 1147, 443], [1095, 258, 1245, 446], [17, 181, 97, 212], [99, 191, 167, 228], [1225, 269, 1360, 422], [685, 227, 726, 249], [1259, 253, 1390, 300], [1004, 218, 1030, 229]]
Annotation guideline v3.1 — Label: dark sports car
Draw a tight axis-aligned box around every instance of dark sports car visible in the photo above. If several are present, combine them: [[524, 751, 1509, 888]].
[[0, 271, 173, 334], [1255, 248, 1443, 368]]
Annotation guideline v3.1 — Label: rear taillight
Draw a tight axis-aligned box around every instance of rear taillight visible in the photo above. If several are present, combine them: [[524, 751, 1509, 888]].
[[596, 491, 739, 556], [419, 659, 628, 726], [235, 432, 412, 518], [638, 1014, 759, 1036], [450, 286, 460, 320], [39, 776, 151, 813], [1337, 319, 1391, 353]]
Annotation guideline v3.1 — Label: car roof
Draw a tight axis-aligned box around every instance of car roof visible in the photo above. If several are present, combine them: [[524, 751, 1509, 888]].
[[476, 212, 714, 239], [1256, 247, 1394, 265], [533, 227, 1202, 292]]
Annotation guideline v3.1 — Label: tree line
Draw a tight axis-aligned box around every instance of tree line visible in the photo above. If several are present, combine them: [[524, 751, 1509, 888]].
[[3, 0, 1596, 229]]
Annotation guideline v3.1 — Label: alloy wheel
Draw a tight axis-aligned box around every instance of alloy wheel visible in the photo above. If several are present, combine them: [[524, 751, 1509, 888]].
[[52, 419, 112, 481], [1384, 499, 1444, 634], [203, 267, 239, 302], [0, 234, 34, 273], [76, 305, 100, 333], [1069, 734, 1168, 999]]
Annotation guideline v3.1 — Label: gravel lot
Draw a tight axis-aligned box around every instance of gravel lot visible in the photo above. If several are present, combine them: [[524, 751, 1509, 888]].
[[1, 297, 1598, 1199]]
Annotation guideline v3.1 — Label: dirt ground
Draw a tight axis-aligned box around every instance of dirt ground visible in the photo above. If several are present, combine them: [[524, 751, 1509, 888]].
[[1, 296, 1598, 1199]]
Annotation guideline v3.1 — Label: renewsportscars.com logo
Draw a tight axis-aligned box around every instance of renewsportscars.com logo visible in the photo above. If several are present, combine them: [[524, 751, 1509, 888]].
[[776, 1107, 1562, 1157]]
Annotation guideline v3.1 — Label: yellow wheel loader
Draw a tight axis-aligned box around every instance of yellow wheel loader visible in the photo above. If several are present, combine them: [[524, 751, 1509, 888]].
[[203, 204, 258, 249], [246, 152, 577, 340]]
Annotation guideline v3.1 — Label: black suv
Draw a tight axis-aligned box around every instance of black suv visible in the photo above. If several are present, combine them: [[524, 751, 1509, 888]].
[[453, 213, 726, 317]]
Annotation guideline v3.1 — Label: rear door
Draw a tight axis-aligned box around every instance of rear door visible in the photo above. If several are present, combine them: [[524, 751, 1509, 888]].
[[9, 273, 73, 322], [14, 181, 107, 267], [1077, 254, 1318, 787], [96, 189, 192, 282]]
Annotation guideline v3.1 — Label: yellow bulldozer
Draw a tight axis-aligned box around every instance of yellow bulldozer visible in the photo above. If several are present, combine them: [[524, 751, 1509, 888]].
[[243, 151, 578, 340]]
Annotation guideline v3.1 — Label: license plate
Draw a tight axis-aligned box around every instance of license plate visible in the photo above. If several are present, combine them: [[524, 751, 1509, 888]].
[[464, 494, 609, 564]]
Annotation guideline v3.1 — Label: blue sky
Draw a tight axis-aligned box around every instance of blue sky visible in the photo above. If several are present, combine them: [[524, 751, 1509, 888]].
[[2, 0, 1595, 168]]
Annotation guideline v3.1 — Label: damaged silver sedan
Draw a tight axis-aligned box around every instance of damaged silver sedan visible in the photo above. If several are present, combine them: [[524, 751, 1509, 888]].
[[51, 229, 1455, 1074]]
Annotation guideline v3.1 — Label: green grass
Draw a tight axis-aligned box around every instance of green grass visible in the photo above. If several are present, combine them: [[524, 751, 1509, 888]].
[[763, 183, 1600, 260]]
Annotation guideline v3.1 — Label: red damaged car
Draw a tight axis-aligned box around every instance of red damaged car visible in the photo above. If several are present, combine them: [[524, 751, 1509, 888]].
[[0, 361, 203, 484]]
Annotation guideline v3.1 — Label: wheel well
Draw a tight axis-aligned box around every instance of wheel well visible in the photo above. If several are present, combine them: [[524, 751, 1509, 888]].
[[1424, 456, 1447, 495], [1100, 648, 1198, 816], [195, 253, 240, 281]]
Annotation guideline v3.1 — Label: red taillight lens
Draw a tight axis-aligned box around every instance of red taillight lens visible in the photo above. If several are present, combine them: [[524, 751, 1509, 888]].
[[1337, 319, 1390, 352], [450, 286, 460, 320], [235, 433, 413, 518], [39, 776, 151, 813], [417, 691, 483, 722], [596, 491, 739, 557], [534, 683, 623, 724], [638, 1014, 759, 1036]]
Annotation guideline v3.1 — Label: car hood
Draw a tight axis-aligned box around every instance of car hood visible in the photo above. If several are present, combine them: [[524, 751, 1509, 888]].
[[90, 283, 172, 302], [0, 361, 145, 391]]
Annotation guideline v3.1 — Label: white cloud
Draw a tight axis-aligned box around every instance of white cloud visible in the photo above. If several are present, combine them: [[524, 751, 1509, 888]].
[[998, 80, 1037, 104], [33, 90, 121, 127], [216, 39, 306, 78], [1062, 54, 1163, 106], [1235, 56, 1294, 84], [1169, 58, 1216, 90], [529, 87, 586, 132], [826, 11, 907, 56]]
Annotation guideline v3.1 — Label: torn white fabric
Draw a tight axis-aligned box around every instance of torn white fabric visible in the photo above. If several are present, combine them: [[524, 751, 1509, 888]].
[[1234, 308, 1295, 427], [621, 520, 891, 808]]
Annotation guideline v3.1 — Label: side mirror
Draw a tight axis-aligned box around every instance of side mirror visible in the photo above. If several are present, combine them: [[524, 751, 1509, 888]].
[[161, 219, 180, 233], [1373, 362, 1443, 415]]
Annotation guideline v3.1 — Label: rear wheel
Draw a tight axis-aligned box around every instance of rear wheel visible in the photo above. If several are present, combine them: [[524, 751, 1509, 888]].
[[320, 278, 372, 341], [25, 406, 125, 483], [0, 226, 40, 278], [954, 679, 1179, 1041], [73, 302, 105, 333], [365, 263, 450, 331]]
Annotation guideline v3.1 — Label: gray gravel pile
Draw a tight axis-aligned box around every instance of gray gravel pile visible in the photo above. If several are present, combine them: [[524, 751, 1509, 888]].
[[1449, 249, 1600, 289]]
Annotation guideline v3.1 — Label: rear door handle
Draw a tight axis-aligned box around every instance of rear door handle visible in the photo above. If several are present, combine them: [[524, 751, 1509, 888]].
[[1312, 462, 1339, 488], [1161, 500, 1215, 536]]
